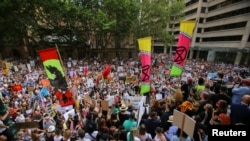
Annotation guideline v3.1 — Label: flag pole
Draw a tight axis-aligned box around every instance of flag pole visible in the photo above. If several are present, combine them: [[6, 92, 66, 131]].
[[55, 44, 70, 86]]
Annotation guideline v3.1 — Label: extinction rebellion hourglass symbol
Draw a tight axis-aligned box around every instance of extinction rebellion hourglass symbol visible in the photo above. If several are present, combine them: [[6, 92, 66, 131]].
[[142, 65, 150, 82], [174, 46, 188, 65]]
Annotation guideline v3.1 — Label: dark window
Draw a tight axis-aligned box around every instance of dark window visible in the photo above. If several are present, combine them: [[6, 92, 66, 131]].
[[206, 7, 250, 22], [174, 31, 179, 35], [201, 7, 206, 13], [195, 37, 200, 42], [197, 28, 202, 33], [174, 23, 180, 27], [154, 46, 164, 54], [204, 21, 247, 32], [186, 0, 199, 7], [185, 8, 197, 16], [208, 0, 244, 11], [248, 34, 250, 41], [199, 18, 204, 23], [202, 35, 242, 42]]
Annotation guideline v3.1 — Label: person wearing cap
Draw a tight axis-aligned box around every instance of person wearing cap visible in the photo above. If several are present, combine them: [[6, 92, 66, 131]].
[[118, 104, 130, 125], [231, 79, 250, 104], [165, 115, 178, 141], [44, 125, 56, 141]]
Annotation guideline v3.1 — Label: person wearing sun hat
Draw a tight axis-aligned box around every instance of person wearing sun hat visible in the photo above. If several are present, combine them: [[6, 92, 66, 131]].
[[165, 115, 178, 141], [118, 104, 130, 125], [44, 125, 56, 141]]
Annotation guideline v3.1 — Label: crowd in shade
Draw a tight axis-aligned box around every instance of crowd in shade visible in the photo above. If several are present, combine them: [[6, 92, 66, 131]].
[[0, 53, 250, 141]]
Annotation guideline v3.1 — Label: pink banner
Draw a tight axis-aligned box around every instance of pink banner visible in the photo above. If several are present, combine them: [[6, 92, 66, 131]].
[[173, 34, 191, 67], [140, 54, 151, 83]]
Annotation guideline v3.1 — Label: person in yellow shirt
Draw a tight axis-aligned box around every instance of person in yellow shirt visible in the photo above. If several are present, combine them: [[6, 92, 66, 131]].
[[195, 77, 205, 100]]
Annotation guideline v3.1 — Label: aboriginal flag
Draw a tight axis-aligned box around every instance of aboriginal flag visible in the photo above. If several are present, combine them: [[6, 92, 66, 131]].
[[38, 48, 74, 107], [38, 48, 68, 91]]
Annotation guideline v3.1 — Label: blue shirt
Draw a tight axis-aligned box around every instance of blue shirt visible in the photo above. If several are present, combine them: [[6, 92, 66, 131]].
[[170, 135, 192, 141], [165, 125, 178, 140], [231, 86, 250, 104]]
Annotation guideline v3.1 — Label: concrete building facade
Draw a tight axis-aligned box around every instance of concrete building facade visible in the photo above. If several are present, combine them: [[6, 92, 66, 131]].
[[169, 0, 250, 65]]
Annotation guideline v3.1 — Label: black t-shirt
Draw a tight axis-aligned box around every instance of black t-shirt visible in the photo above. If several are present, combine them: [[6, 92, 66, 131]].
[[209, 94, 231, 108], [118, 112, 129, 125]]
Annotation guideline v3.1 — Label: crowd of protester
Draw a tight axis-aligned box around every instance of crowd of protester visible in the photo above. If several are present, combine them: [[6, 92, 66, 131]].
[[0, 53, 249, 141]]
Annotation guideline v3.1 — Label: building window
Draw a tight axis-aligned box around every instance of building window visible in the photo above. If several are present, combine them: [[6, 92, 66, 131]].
[[204, 21, 247, 32], [202, 35, 242, 42], [199, 18, 204, 23], [174, 31, 179, 35], [174, 23, 180, 27], [185, 0, 199, 7], [197, 28, 202, 33], [206, 7, 250, 22], [201, 7, 206, 13], [195, 37, 200, 42], [185, 8, 197, 16], [208, 0, 244, 12]]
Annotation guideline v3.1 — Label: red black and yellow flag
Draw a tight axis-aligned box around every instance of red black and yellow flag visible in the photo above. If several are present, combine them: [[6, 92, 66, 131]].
[[38, 48, 74, 107]]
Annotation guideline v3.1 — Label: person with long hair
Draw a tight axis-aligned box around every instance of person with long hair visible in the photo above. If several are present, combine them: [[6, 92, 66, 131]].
[[154, 127, 167, 141], [127, 127, 141, 141], [138, 124, 152, 141]]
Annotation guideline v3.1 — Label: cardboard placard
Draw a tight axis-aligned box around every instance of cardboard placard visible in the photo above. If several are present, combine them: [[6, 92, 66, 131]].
[[27, 86, 34, 93], [83, 95, 93, 105], [14, 122, 39, 129], [101, 100, 109, 111], [173, 110, 196, 138], [183, 114, 196, 137]]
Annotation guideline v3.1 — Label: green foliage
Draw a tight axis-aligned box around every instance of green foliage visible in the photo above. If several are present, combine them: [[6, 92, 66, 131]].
[[0, 0, 184, 51], [135, 0, 185, 46]]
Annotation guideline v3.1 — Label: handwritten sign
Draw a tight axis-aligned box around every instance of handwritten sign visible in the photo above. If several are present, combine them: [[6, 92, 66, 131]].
[[128, 96, 146, 110]]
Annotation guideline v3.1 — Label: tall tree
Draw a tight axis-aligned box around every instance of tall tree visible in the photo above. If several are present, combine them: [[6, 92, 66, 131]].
[[134, 0, 184, 46], [94, 0, 140, 48]]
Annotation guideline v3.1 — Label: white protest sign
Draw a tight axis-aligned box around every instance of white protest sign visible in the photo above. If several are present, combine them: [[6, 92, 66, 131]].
[[30, 60, 35, 67], [55, 105, 73, 113], [72, 60, 78, 66], [128, 96, 146, 110], [27, 64, 32, 72], [67, 62, 72, 68], [63, 109, 75, 121], [155, 93, 163, 100], [87, 78, 94, 88], [137, 96, 146, 127]]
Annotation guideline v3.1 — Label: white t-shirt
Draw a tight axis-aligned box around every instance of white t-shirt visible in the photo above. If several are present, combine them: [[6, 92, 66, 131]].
[[54, 135, 63, 141], [127, 132, 141, 141], [0, 120, 6, 133], [84, 131, 98, 140]]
